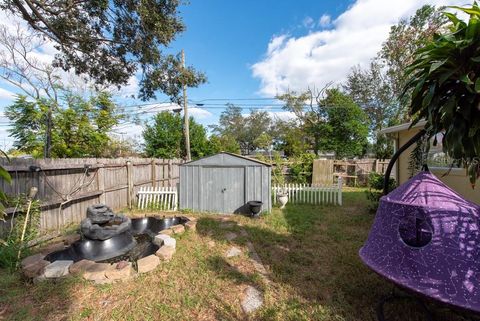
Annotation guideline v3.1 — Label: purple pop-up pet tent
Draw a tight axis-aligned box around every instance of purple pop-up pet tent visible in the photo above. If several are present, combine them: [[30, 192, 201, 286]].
[[360, 170, 480, 313]]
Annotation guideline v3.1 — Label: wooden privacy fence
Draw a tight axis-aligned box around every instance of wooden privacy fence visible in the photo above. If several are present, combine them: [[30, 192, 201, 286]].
[[272, 177, 343, 206], [313, 159, 391, 186], [0, 157, 182, 235], [137, 186, 178, 211]]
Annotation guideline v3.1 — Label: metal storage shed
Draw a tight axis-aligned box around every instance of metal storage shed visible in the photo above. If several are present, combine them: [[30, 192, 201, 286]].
[[179, 152, 271, 214]]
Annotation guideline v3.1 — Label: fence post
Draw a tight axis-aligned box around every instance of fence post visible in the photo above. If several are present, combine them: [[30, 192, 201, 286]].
[[337, 177, 343, 206], [126, 160, 133, 209], [151, 159, 156, 187], [168, 159, 173, 187], [97, 163, 106, 204]]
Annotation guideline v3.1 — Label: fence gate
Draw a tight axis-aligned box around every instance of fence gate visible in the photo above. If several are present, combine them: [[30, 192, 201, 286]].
[[137, 186, 178, 210], [272, 177, 343, 206]]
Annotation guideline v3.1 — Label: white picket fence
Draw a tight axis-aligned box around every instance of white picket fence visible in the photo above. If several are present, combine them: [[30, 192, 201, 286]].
[[137, 186, 178, 210], [272, 177, 343, 206]]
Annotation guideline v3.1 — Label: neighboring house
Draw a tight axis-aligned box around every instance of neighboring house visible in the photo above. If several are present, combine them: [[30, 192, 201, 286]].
[[380, 121, 480, 204]]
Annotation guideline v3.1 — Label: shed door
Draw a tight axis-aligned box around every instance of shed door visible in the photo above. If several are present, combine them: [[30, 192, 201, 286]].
[[202, 167, 245, 213]]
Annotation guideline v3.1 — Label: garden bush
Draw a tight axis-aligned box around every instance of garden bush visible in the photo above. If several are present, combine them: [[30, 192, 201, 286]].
[[365, 172, 396, 212]]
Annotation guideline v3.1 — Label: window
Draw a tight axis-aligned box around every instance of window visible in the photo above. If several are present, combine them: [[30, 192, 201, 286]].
[[425, 132, 461, 169]]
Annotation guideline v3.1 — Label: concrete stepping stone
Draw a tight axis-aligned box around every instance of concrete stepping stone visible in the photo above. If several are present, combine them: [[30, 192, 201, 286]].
[[137, 254, 160, 273], [44, 260, 73, 278], [241, 286, 263, 313], [220, 222, 235, 229], [226, 246, 242, 258], [225, 232, 238, 241]]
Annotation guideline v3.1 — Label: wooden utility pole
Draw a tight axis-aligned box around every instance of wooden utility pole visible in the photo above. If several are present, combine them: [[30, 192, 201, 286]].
[[181, 49, 191, 161]]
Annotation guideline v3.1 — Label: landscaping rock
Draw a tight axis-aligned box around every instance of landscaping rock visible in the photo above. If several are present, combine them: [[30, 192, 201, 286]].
[[21, 253, 46, 269], [163, 237, 176, 249], [33, 274, 47, 284], [241, 286, 263, 313], [226, 246, 242, 258], [40, 242, 66, 255], [185, 221, 196, 231], [44, 260, 73, 278], [69, 259, 96, 275], [115, 260, 129, 270], [22, 259, 50, 278], [155, 246, 175, 261], [105, 262, 134, 281], [171, 224, 185, 234], [159, 228, 173, 236], [225, 232, 238, 241], [137, 255, 160, 273], [83, 262, 111, 284], [62, 233, 81, 245], [153, 234, 171, 247]]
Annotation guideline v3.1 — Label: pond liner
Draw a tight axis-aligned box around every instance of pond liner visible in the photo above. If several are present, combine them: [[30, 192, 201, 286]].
[[359, 170, 480, 314], [45, 216, 189, 263]]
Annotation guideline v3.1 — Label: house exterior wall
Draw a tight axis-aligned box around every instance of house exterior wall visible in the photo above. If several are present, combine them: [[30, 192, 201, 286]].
[[395, 128, 480, 205], [179, 153, 271, 214]]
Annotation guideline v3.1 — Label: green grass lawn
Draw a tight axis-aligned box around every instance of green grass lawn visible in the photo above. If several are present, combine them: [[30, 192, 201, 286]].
[[0, 190, 476, 320]]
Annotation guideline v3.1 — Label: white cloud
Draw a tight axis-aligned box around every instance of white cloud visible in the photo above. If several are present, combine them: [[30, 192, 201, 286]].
[[0, 88, 15, 100], [302, 16, 315, 29], [189, 107, 213, 119], [319, 14, 331, 28], [252, 0, 466, 97]]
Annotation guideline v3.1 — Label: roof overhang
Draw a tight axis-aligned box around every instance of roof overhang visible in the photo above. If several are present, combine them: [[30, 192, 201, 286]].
[[379, 120, 427, 134]]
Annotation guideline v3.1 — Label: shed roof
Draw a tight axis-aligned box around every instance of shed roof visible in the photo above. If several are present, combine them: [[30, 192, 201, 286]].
[[181, 152, 271, 167]]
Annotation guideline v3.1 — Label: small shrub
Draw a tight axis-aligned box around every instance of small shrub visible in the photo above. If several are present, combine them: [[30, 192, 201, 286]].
[[289, 153, 315, 183], [0, 195, 40, 271], [365, 172, 396, 212]]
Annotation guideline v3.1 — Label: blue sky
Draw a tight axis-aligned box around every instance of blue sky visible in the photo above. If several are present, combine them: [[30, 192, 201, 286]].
[[0, 0, 467, 149], [172, 0, 353, 101]]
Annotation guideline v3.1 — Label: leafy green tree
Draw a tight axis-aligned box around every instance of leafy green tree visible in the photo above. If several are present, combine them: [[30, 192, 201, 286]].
[[272, 119, 310, 157], [289, 153, 316, 183], [320, 89, 369, 158], [277, 89, 327, 155], [3, 0, 206, 100], [5, 96, 45, 157], [5, 92, 122, 158], [143, 111, 211, 159], [402, 3, 480, 186], [380, 5, 447, 104], [253, 133, 272, 151], [345, 5, 446, 158], [208, 134, 241, 154], [211, 105, 273, 155], [344, 61, 397, 132], [143, 112, 183, 159]]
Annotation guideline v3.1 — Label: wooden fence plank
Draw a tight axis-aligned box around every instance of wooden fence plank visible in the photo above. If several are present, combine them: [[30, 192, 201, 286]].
[[0, 158, 182, 236]]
